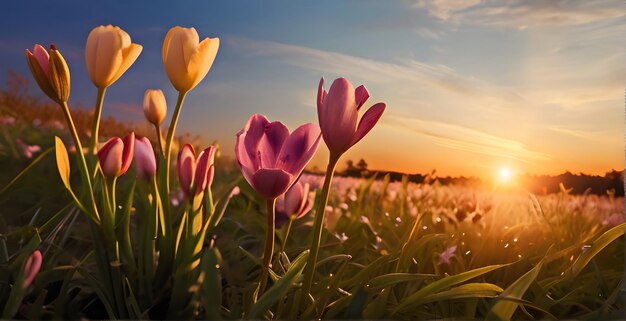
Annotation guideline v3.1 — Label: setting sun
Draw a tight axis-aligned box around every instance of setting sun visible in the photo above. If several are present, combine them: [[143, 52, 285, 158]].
[[498, 167, 513, 183]]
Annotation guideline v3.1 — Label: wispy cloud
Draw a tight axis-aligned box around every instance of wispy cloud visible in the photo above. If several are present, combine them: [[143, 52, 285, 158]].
[[411, 0, 624, 29], [388, 114, 551, 162]]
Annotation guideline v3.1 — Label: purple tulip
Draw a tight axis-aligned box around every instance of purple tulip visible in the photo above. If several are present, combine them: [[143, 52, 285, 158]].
[[98, 132, 135, 178], [275, 181, 314, 227], [235, 114, 321, 200], [177, 144, 216, 197], [317, 77, 386, 156], [134, 137, 157, 180]]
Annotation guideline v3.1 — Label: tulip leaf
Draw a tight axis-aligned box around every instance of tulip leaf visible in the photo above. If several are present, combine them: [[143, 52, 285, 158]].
[[393, 263, 509, 314], [569, 222, 625, 277], [486, 257, 545, 321], [417, 282, 503, 306], [249, 250, 309, 319], [55, 136, 71, 190], [367, 272, 436, 290]]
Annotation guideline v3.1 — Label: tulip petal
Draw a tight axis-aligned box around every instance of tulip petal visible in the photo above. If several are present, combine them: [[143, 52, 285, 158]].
[[119, 132, 135, 176], [193, 146, 216, 196], [283, 181, 305, 217], [316, 77, 326, 110], [33, 44, 50, 78], [350, 103, 386, 148], [177, 144, 196, 195], [251, 168, 293, 200], [355, 85, 370, 110], [23, 250, 42, 288], [109, 43, 143, 86], [318, 77, 358, 154], [187, 37, 219, 91], [134, 137, 156, 179], [276, 123, 321, 177], [98, 137, 123, 177]]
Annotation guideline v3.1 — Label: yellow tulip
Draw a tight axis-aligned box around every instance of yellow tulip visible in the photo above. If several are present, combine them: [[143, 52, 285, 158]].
[[143, 89, 167, 126], [85, 25, 142, 89], [162, 26, 219, 92]]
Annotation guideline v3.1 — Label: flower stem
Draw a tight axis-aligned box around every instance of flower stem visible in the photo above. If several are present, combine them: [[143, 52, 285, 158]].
[[89, 87, 107, 155], [296, 153, 339, 313], [60, 102, 100, 222], [258, 198, 276, 299], [155, 124, 165, 159], [281, 217, 294, 254], [164, 91, 187, 193]]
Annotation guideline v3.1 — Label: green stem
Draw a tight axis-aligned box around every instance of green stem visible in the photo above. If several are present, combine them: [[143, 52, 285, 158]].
[[297, 153, 339, 313], [164, 91, 187, 193], [258, 198, 277, 299], [89, 87, 107, 155], [155, 124, 165, 159], [281, 217, 294, 254], [59, 102, 100, 222]]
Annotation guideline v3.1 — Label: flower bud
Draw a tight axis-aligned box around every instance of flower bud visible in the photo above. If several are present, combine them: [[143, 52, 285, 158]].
[[25, 44, 71, 103], [177, 144, 216, 197], [85, 25, 142, 89], [23, 250, 42, 288], [134, 137, 157, 179], [98, 132, 135, 178], [143, 89, 167, 126]]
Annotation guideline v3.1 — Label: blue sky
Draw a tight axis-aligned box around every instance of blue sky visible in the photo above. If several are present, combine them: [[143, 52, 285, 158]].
[[0, 0, 623, 178]]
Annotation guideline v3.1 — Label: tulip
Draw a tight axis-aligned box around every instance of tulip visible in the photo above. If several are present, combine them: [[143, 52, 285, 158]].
[[97, 132, 135, 178], [235, 114, 321, 200], [134, 137, 157, 180], [25, 44, 70, 103], [143, 89, 167, 126], [23, 250, 42, 288], [317, 77, 386, 156], [177, 144, 216, 197], [85, 25, 143, 89], [275, 181, 314, 227], [162, 26, 219, 93]]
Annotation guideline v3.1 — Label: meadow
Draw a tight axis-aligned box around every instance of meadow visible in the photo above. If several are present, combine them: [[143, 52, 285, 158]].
[[0, 25, 624, 320]]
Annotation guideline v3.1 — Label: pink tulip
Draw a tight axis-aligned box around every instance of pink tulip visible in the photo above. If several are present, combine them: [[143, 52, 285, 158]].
[[97, 132, 135, 178], [235, 114, 321, 200], [275, 181, 314, 227], [177, 144, 216, 197], [317, 77, 386, 156], [134, 137, 157, 180], [23, 250, 42, 288]]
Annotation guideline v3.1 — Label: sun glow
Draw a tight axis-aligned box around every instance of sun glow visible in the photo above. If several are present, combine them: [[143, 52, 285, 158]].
[[498, 167, 513, 183]]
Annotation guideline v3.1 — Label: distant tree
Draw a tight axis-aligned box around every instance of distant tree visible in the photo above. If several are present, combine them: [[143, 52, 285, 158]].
[[357, 158, 368, 171]]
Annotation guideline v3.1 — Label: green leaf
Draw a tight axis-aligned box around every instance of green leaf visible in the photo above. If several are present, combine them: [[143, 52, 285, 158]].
[[419, 283, 503, 305], [487, 257, 545, 321], [393, 263, 509, 314], [368, 273, 435, 290], [569, 222, 625, 277], [201, 247, 223, 320], [0, 147, 52, 195], [249, 250, 309, 319]]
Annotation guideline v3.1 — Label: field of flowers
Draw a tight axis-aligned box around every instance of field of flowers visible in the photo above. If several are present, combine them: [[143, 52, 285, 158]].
[[0, 24, 624, 320]]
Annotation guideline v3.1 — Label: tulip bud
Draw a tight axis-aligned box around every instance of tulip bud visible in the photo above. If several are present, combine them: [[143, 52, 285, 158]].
[[163, 26, 219, 92], [143, 89, 167, 126], [276, 182, 314, 227], [85, 25, 143, 89], [23, 250, 42, 288], [25, 44, 71, 103], [177, 144, 216, 197], [134, 137, 157, 179], [98, 132, 135, 178]]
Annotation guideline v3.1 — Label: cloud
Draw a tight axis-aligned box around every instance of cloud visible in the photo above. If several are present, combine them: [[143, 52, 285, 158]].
[[226, 36, 529, 112], [411, 0, 624, 28], [388, 114, 551, 162]]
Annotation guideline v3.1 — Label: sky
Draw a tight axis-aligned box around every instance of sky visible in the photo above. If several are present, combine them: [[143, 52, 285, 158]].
[[0, 0, 623, 179]]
